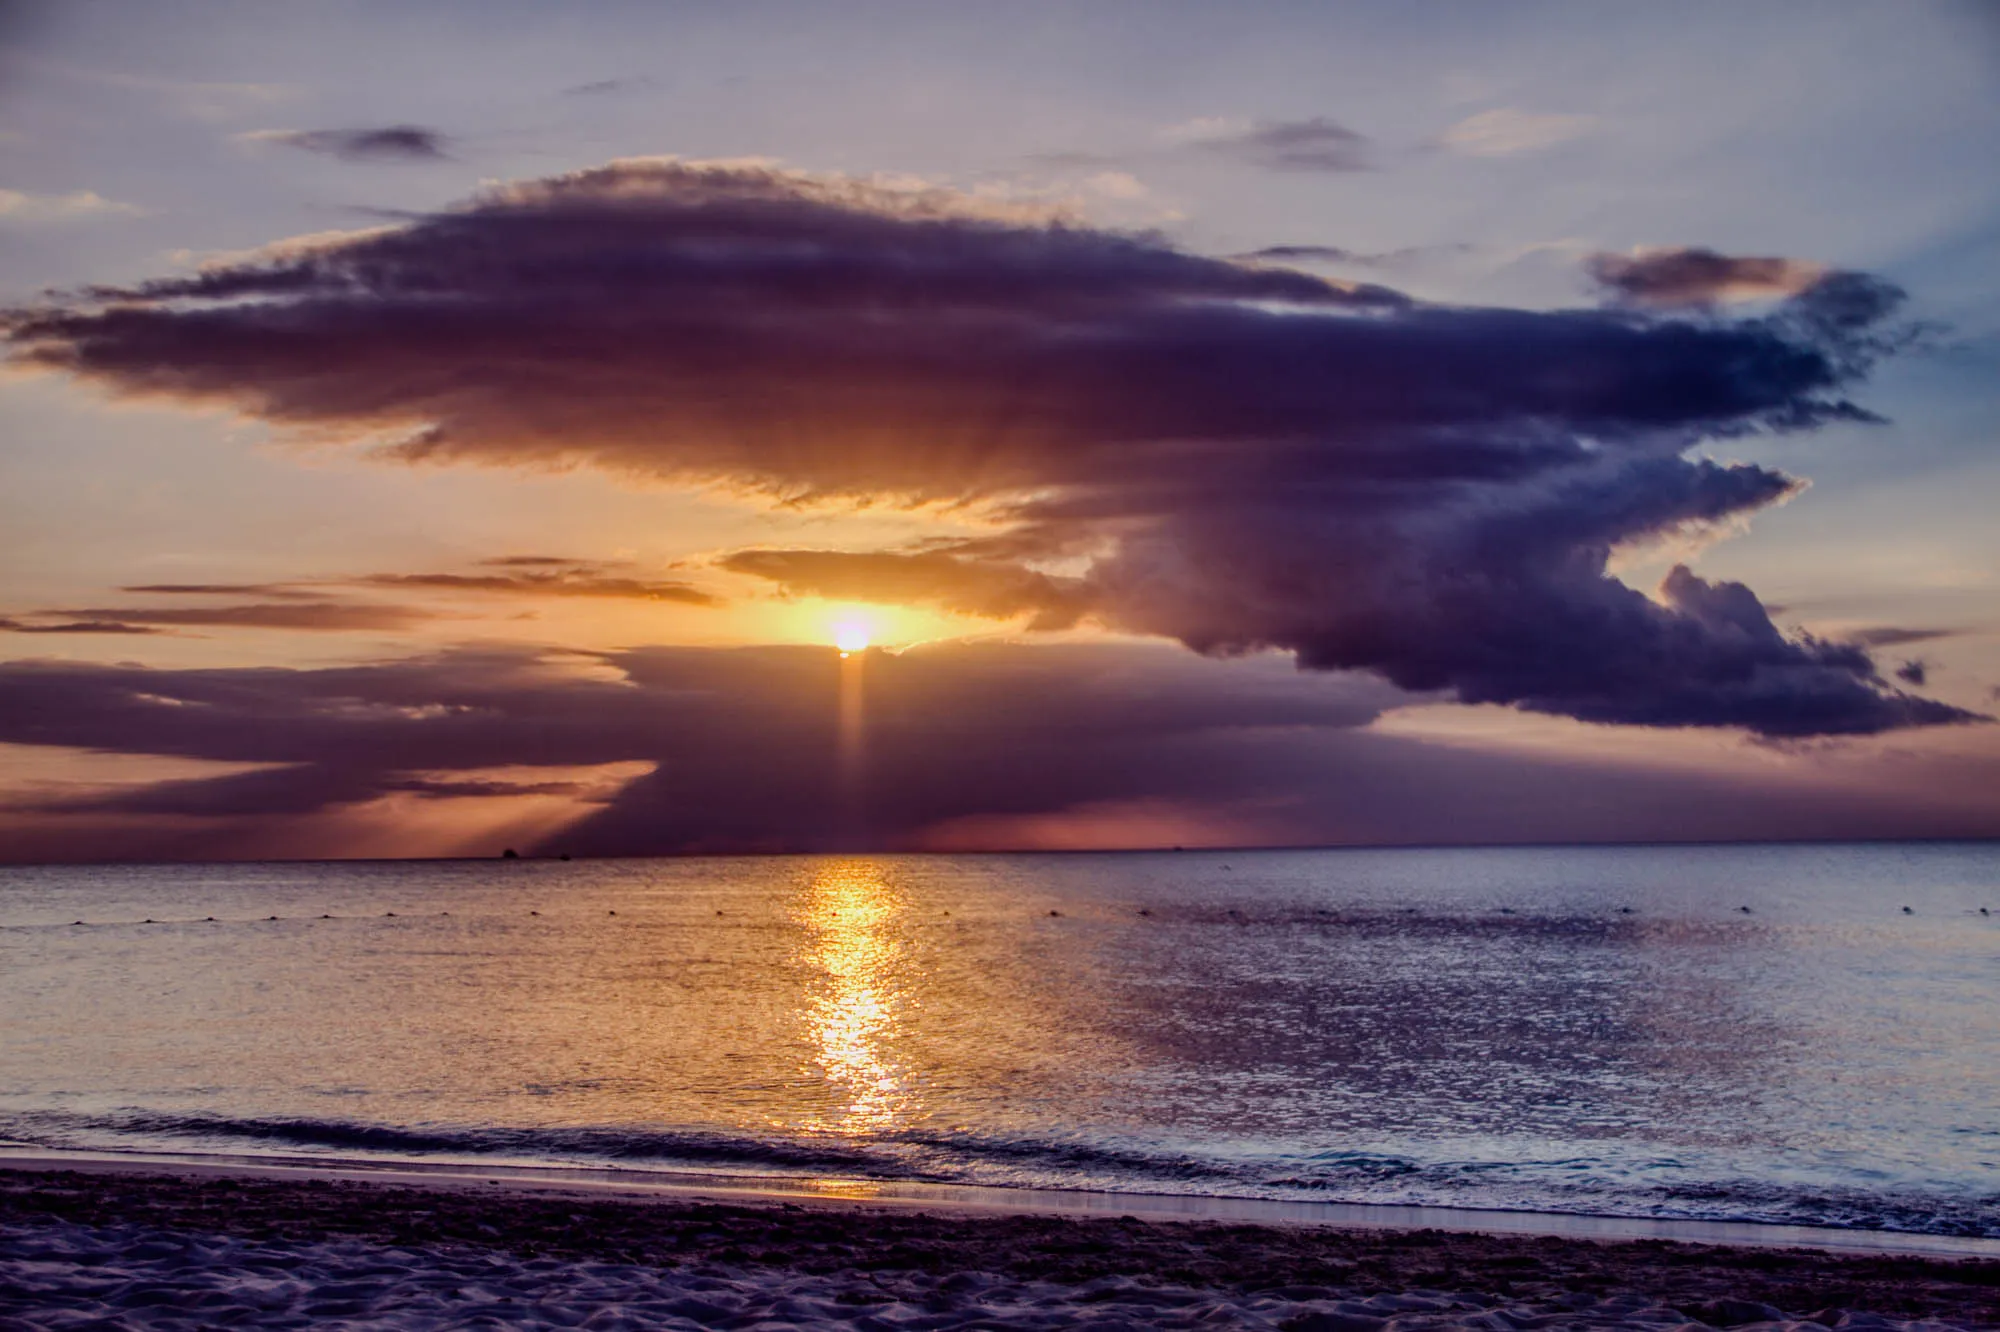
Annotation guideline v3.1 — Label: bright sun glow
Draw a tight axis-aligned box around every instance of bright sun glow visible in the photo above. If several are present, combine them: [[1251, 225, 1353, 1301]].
[[833, 620, 872, 656], [785, 598, 961, 654]]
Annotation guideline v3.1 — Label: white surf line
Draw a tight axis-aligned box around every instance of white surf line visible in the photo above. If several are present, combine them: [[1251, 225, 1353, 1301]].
[[3, 1146, 1996, 1261]]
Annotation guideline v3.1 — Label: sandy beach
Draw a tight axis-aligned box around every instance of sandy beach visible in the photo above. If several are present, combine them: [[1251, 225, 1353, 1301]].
[[2, 1162, 1995, 1331]]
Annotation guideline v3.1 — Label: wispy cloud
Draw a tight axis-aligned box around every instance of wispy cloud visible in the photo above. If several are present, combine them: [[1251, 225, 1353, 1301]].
[[0, 189, 142, 222], [16, 55, 295, 121], [121, 583, 329, 600], [563, 76, 654, 97], [1843, 626, 1959, 649], [1179, 116, 1373, 172], [1441, 108, 1594, 157], [0, 616, 162, 636], [241, 126, 450, 162], [1234, 242, 1475, 268], [358, 559, 716, 605], [1589, 247, 1828, 307], [122, 561, 717, 607], [15, 603, 441, 633]]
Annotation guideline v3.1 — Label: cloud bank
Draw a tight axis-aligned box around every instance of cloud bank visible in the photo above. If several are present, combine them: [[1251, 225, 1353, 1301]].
[[2, 644, 1990, 862], [0, 644, 1389, 857], [4, 159, 1973, 736]]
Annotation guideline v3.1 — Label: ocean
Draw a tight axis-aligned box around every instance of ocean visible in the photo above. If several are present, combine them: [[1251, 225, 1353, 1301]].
[[2, 844, 1995, 1238]]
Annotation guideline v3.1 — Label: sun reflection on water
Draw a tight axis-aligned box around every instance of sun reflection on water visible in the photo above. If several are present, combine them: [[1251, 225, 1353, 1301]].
[[797, 859, 914, 1134]]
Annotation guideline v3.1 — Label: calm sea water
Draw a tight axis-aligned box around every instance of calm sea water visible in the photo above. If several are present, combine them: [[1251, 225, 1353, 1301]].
[[1, 845, 1996, 1236]]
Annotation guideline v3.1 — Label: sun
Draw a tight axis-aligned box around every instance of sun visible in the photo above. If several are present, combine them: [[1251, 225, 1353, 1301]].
[[833, 619, 872, 657]]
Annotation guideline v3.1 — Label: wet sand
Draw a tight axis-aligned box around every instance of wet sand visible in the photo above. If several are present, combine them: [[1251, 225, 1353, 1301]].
[[2, 1163, 1996, 1330]]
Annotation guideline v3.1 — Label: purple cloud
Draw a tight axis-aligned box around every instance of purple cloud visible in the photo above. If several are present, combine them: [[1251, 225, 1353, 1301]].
[[1192, 118, 1374, 172], [258, 125, 449, 162], [1588, 247, 1826, 307], [0, 644, 1990, 861], [3, 161, 1972, 735]]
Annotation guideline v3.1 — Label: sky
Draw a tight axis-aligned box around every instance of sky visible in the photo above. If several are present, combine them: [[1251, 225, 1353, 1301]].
[[1, 0, 1998, 860]]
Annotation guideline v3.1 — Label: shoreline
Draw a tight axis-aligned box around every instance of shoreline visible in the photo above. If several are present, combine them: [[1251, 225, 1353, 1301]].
[[4, 1147, 1997, 1261], [3, 1159, 1998, 1331]]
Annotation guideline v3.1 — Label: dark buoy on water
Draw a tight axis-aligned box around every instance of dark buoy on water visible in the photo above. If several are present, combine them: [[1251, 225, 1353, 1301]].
[[1901, 906, 1914, 914], [501, 848, 519, 860], [559, 853, 571, 862], [1740, 905, 1753, 914]]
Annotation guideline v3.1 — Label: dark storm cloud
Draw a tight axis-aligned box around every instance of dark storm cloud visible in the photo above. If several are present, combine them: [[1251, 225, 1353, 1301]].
[[1, 644, 1991, 861], [1588, 247, 1826, 307], [2, 159, 1973, 735], [260, 125, 449, 161], [720, 549, 1090, 629], [1193, 117, 1374, 172]]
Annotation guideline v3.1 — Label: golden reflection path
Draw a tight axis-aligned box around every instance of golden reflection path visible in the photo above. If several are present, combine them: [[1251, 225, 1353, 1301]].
[[796, 859, 915, 1134], [836, 650, 865, 843]]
